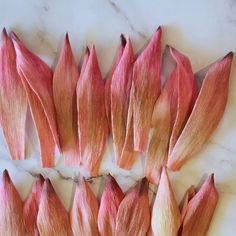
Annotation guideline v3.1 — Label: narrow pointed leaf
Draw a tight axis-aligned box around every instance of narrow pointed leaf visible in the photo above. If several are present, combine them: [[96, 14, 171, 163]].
[[145, 90, 171, 184], [152, 168, 181, 236], [168, 47, 197, 153], [180, 185, 196, 222], [111, 37, 134, 163], [53, 34, 79, 165], [105, 35, 126, 131], [23, 175, 44, 236], [37, 179, 71, 236], [77, 46, 108, 176], [20, 76, 55, 167], [132, 27, 162, 152], [116, 178, 150, 236], [168, 52, 233, 170], [181, 174, 219, 236], [70, 177, 99, 236], [98, 174, 124, 236], [0, 29, 27, 160], [0, 170, 25, 235], [118, 84, 140, 169], [11, 33, 60, 150]]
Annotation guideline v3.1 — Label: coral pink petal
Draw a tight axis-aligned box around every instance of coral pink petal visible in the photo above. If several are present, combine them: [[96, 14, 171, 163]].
[[98, 174, 124, 236], [11, 32, 60, 150], [53, 34, 80, 166], [111, 37, 134, 163], [105, 35, 126, 131], [23, 175, 44, 236], [132, 27, 162, 152], [0, 170, 25, 235], [20, 78, 55, 167], [70, 177, 99, 236], [115, 178, 150, 236], [0, 29, 27, 160], [168, 52, 233, 170], [37, 179, 71, 236], [168, 47, 197, 153], [77, 46, 108, 176], [181, 174, 219, 236], [145, 90, 171, 184]]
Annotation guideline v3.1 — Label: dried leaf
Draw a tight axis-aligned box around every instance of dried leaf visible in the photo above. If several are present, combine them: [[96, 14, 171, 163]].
[[145, 47, 196, 184], [181, 174, 219, 236], [105, 35, 126, 131], [145, 90, 171, 184], [77, 46, 108, 176], [116, 178, 150, 236], [110, 36, 134, 163], [23, 175, 44, 236], [180, 185, 196, 222], [12, 32, 59, 167], [132, 27, 162, 152], [0, 29, 27, 160], [168, 52, 233, 170], [167, 47, 197, 153], [118, 84, 140, 169], [53, 34, 79, 165], [37, 179, 71, 236], [0, 170, 25, 236], [98, 174, 124, 236], [152, 168, 181, 236], [70, 177, 99, 236]]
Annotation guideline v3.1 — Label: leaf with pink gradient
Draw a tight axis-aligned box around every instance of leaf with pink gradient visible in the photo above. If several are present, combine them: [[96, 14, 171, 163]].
[[181, 174, 219, 236], [53, 34, 79, 166], [110, 36, 134, 165], [0, 170, 25, 235], [23, 175, 44, 236], [115, 178, 150, 236], [77, 46, 108, 176], [168, 52, 233, 170], [37, 179, 71, 236], [98, 174, 124, 236], [0, 29, 27, 160], [132, 27, 162, 152], [105, 35, 126, 131], [70, 177, 99, 236]]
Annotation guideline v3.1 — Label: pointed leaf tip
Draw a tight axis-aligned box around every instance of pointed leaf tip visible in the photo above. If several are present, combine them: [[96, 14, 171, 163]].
[[120, 34, 127, 46]]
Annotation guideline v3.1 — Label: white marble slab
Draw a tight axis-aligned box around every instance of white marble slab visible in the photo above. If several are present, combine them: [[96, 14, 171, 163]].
[[0, 0, 236, 235]]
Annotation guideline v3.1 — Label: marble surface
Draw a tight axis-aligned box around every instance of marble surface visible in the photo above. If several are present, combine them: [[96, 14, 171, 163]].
[[0, 0, 236, 235]]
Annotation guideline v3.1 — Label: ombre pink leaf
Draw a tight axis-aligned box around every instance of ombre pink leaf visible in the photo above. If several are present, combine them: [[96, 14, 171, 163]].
[[111, 36, 134, 164], [77, 46, 108, 176], [23, 175, 44, 236], [37, 179, 71, 236], [115, 178, 150, 236], [98, 174, 124, 236], [132, 27, 162, 152], [168, 52, 233, 170], [167, 47, 197, 153], [19, 76, 55, 167], [0, 29, 27, 160], [145, 90, 171, 184], [11, 32, 60, 150], [53, 34, 79, 166], [118, 85, 140, 169], [181, 174, 219, 236], [105, 35, 126, 131], [70, 177, 99, 236], [0, 170, 25, 235]]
